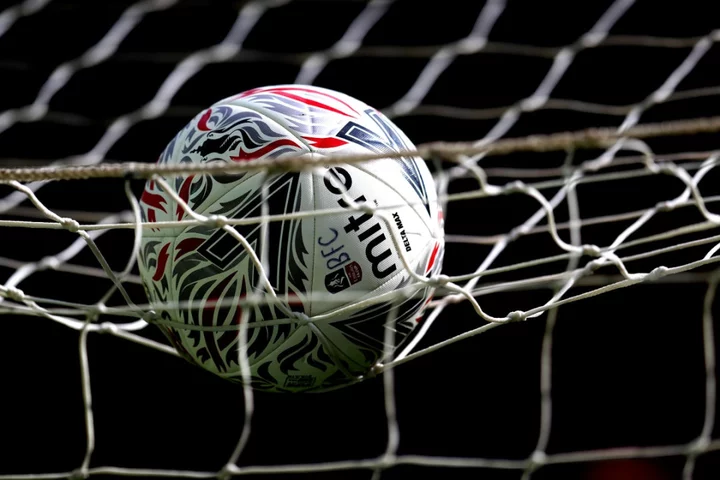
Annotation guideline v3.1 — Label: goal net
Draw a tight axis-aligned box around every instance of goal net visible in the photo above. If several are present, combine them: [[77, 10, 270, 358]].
[[2, 0, 720, 478]]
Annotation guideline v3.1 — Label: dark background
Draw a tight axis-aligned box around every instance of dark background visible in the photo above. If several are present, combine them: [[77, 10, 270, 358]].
[[2, 0, 720, 479]]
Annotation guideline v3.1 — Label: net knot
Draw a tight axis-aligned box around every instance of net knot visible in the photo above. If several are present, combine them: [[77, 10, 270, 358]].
[[528, 450, 547, 470], [656, 200, 677, 212], [69, 467, 89, 480], [429, 274, 450, 287], [39, 255, 60, 270], [60, 217, 80, 233], [688, 436, 710, 455], [205, 214, 228, 228], [218, 463, 239, 480], [581, 31, 606, 48], [291, 311, 312, 324], [655, 163, 678, 176], [333, 39, 360, 56], [26, 103, 48, 121], [356, 201, 375, 214], [586, 258, 606, 272], [507, 310, 525, 322], [99, 322, 119, 335], [508, 225, 529, 242], [4, 286, 25, 302], [85, 303, 106, 323], [377, 453, 397, 470], [143, 310, 159, 324], [369, 363, 384, 377], [505, 180, 527, 194], [645, 266, 669, 282], [521, 96, 547, 112], [582, 244, 602, 257], [457, 36, 487, 54]]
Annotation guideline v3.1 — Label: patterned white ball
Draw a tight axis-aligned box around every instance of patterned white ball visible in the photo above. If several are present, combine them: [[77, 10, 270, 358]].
[[137, 85, 445, 392]]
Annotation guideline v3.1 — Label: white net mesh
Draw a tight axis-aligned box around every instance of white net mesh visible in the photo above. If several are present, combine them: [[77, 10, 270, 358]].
[[2, 0, 720, 478]]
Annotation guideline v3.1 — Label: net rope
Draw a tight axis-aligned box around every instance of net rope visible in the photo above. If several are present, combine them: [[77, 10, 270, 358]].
[[2, 0, 720, 478]]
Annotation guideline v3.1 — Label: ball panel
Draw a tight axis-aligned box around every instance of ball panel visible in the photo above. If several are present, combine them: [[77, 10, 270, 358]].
[[315, 236, 439, 369], [221, 85, 364, 144], [310, 163, 433, 315], [229, 85, 443, 241], [218, 325, 353, 393], [165, 170, 317, 377], [140, 103, 311, 238]]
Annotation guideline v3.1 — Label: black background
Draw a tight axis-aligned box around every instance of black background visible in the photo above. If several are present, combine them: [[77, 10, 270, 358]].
[[2, 0, 720, 479]]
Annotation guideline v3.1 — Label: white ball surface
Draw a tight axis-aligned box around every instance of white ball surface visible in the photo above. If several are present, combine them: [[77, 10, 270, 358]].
[[137, 85, 444, 392]]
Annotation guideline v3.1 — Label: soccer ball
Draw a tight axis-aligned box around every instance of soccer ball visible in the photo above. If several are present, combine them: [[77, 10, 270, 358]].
[[137, 85, 445, 392]]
